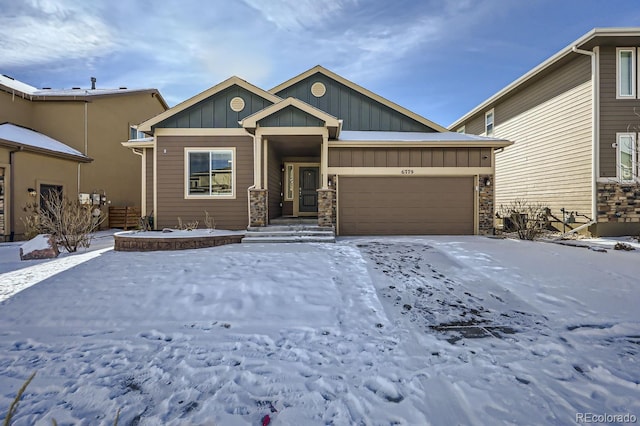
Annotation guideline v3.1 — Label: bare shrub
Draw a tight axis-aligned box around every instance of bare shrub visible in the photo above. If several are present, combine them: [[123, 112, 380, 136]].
[[203, 211, 216, 230], [21, 192, 104, 252], [498, 199, 548, 240], [177, 217, 199, 231]]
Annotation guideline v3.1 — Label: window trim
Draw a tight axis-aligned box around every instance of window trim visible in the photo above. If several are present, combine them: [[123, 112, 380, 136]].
[[616, 47, 636, 99], [184, 147, 236, 199], [457, 125, 466, 134], [616, 132, 637, 183], [485, 109, 494, 136]]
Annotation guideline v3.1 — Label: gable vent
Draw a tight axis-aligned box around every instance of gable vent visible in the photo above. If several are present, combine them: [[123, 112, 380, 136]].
[[230, 96, 245, 112], [311, 82, 326, 98]]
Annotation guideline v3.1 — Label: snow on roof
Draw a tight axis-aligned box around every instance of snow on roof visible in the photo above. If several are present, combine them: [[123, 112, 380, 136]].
[[0, 74, 160, 99], [30, 88, 157, 97], [0, 74, 38, 94], [0, 123, 90, 161], [338, 130, 510, 143]]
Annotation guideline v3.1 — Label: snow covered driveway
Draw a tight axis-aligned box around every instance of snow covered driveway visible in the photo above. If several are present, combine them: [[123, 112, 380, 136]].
[[0, 237, 638, 425]]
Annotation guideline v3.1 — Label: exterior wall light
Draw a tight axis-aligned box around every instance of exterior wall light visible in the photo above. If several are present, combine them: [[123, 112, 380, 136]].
[[27, 188, 36, 197]]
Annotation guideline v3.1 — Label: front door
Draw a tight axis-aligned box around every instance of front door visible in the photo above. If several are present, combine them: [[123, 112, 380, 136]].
[[298, 166, 319, 214]]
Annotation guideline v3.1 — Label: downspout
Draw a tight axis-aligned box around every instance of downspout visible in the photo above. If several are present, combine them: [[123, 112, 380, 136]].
[[79, 101, 88, 193], [572, 46, 599, 229], [131, 148, 144, 216], [8, 147, 22, 242]]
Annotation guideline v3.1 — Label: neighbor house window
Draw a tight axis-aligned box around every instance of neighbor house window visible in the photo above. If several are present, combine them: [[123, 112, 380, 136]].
[[617, 133, 637, 182], [485, 110, 494, 136], [457, 126, 466, 133], [185, 148, 235, 198], [129, 125, 147, 140], [617, 48, 636, 98]]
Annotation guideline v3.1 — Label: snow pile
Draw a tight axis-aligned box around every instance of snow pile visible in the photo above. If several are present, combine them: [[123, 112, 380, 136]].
[[0, 237, 638, 425]]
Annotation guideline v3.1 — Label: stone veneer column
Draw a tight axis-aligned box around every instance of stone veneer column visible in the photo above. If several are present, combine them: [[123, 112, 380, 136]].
[[249, 189, 268, 227], [597, 182, 640, 223], [317, 188, 336, 228], [478, 175, 494, 234]]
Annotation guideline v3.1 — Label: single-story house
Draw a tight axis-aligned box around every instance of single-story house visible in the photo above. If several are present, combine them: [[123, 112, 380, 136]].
[[125, 66, 512, 235]]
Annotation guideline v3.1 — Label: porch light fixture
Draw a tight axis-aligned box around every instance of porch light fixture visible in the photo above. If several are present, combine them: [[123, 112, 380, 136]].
[[27, 188, 36, 197], [483, 178, 491, 186]]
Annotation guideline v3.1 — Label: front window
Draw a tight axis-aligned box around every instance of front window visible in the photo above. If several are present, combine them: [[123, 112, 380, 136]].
[[617, 48, 636, 98], [485, 110, 494, 136], [186, 149, 234, 197], [617, 133, 637, 182]]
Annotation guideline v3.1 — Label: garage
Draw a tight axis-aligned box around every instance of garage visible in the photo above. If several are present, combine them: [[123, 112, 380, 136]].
[[337, 176, 475, 235]]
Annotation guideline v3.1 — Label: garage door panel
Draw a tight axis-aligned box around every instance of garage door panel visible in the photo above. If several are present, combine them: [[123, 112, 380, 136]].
[[338, 176, 474, 235]]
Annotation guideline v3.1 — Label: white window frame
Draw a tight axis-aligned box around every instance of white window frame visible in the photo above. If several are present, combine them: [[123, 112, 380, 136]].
[[129, 125, 146, 141], [616, 47, 636, 99], [485, 109, 494, 136], [616, 132, 637, 183], [457, 125, 466, 133], [184, 147, 236, 199]]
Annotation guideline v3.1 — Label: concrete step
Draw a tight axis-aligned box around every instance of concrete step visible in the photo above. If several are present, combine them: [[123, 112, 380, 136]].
[[242, 235, 336, 243], [247, 225, 333, 232], [243, 224, 336, 243]]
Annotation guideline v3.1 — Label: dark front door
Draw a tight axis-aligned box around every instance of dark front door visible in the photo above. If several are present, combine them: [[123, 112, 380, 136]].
[[299, 167, 319, 213]]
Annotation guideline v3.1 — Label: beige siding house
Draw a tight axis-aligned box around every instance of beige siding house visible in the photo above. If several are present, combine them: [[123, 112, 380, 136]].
[[127, 66, 512, 236], [451, 28, 640, 236], [0, 75, 167, 240]]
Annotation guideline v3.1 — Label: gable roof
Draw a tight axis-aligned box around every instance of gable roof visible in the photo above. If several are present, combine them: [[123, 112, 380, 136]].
[[240, 97, 342, 138], [138, 76, 282, 133], [450, 27, 640, 129], [270, 65, 448, 133], [0, 123, 92, 162]]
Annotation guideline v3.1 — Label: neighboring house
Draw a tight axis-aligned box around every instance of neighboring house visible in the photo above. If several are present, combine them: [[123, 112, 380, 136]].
[[451, 27, 640, 236], [126, 66, 511, 236], [0, 74, 168, 240]]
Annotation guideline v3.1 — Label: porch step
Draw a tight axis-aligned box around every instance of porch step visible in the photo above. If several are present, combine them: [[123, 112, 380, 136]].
[[242, 224, 335, 243]]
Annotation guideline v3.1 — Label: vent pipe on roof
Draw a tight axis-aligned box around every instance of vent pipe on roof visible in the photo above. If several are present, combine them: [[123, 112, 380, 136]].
[[90, 77, 96, 90]]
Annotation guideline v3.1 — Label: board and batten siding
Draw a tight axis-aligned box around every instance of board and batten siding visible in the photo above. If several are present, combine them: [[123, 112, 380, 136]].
[[598, 46, 640, 177], [329, 147, 492, 168], [493, 78, 593, 218], [275, 73, 435, 132], [155, 135, 253, 230]]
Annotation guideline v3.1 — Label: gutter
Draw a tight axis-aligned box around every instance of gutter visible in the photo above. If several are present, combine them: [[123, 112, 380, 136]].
[[571, 46, 599, 225]]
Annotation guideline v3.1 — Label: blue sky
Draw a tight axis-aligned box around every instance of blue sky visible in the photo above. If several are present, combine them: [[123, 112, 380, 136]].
[[1, 0, 639, 127]]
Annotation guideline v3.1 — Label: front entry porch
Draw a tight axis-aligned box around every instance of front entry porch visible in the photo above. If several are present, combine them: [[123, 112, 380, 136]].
[[248, 130, 336, 229]]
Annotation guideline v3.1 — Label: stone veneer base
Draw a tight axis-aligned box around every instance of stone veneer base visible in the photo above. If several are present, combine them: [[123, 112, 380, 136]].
[[114, 233, 243, 252]]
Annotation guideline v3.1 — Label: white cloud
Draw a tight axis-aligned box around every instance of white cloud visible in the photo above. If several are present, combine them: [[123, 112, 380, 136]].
[[242, 0, 358, 31], [0, 0, 116, 68]]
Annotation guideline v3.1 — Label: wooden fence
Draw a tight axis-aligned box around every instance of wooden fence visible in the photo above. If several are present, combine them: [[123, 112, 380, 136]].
[[108, 206, 141, 230]]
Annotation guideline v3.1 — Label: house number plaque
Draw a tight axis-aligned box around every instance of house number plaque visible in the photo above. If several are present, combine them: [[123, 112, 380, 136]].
[[401, 169, 415, 175]]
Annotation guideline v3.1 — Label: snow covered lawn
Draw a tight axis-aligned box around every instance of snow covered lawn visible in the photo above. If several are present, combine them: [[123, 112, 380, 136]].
[[0, 236, 638, 425]]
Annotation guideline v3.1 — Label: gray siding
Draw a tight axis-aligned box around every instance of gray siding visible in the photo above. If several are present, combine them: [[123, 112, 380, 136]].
[[275, 72, 436, 132], [258, 106, 325, 127], [155, 135, 253, 230], [267, 143, 282, 220], [599, 46, 640, 177], [329, 147, 491, 168], [155, 85, 273, 129]]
